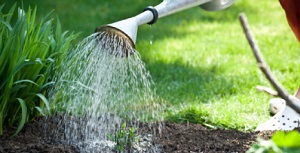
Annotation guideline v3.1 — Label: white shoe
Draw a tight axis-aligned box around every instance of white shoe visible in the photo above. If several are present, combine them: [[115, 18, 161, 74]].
[[256, 105, 300, 131]]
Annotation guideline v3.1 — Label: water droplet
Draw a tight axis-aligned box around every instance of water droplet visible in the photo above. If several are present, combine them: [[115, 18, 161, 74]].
[[49, 32, 164, 152], [150, 35, 154, 45]]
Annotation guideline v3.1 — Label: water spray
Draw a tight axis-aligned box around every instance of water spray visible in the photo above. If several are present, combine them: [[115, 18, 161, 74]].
[[95, 0, 236, 56]]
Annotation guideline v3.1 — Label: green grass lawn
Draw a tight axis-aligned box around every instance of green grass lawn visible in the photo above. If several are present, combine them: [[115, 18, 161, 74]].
[[3, 0, 300, 131]]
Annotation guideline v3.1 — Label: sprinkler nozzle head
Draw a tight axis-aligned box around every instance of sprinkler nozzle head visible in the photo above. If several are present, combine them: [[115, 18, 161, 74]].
[[95, 26, 136, 57]]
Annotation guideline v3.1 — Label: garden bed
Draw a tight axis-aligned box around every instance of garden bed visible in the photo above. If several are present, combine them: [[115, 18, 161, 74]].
[[0, 117, 276, 153]]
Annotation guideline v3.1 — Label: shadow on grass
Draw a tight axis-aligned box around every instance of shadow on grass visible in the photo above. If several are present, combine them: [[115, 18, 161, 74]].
[[146, 60, 239, 105]]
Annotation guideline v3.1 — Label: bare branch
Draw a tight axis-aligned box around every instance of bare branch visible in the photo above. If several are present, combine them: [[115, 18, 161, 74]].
[[239, 13, 300, 114]]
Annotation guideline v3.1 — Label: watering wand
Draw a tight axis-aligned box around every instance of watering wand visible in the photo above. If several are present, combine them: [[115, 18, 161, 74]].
[[95, 0, 236, 56]]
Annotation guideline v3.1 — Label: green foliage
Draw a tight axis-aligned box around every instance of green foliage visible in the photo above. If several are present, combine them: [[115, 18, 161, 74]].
[[272, 131, 300, 152], [166, 106, 217, 129], [107, 123, 137, 152], [247, 130, 300, 153], [0, 4, 78, 136], [247, 138, 282, 153]]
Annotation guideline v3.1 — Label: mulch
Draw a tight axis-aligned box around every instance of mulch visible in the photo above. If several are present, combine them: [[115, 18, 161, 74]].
[[0, 117, 276, 153]]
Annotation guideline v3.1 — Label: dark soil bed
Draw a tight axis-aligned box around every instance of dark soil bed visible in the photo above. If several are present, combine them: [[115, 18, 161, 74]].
[[0, 117, 275, 153]]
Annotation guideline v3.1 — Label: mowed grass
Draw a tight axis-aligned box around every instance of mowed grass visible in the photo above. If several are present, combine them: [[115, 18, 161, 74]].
[[3, 0, 300, 131]]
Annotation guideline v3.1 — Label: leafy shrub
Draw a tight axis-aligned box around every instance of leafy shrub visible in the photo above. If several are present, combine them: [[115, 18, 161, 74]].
[[0, 4, 78, 136]]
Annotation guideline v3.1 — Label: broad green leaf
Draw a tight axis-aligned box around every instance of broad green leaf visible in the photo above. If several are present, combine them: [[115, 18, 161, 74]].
[[272, 131, 300, 148], [0, 20, 12, 31], [11, 98, 27, 137], [5, 3, 16, 23], [35, 106, 45, 116], [55, 16, 62, 41], [36, 93, 50, 114], [0, 34, 15, 73], [13, 79, 39, 86], [38, 81, 55, 92], [247, 138, 282, 153], [0, 61, 35, 89], [11, 84, 27, 93]]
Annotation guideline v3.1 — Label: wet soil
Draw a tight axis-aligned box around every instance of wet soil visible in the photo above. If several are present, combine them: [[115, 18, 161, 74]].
[[0, 117, 275, 153]]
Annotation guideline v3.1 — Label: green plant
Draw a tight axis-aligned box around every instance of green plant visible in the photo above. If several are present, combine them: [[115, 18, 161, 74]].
[[272, 131, 300, 152], [166, 106, 217, 129], [247, 138, 282, 153], [107, 123, 138, 152], [247, 130, 300, 153], [0, 4, 78, 136]]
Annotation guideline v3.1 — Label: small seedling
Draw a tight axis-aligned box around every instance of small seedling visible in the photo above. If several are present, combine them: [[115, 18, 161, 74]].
[[107, 123, 138, 152]]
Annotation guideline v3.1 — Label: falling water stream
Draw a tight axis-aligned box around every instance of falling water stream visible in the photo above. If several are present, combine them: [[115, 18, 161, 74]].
[[49, 32, 163, 152]]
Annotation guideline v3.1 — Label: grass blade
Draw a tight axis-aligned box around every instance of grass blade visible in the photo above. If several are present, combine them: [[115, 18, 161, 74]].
[[11, 98, 27, 137], [36, 93, 50, 114]]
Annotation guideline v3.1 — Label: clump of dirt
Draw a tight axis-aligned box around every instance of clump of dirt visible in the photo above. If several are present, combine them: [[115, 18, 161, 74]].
[[0, 117, 275, 153]]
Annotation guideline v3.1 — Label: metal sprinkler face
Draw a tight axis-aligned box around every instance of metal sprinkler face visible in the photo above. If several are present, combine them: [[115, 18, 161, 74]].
[[95, 26, 136, 57]]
